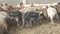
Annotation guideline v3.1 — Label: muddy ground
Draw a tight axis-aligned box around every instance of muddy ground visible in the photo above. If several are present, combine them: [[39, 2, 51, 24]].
[[8, 22, 60, 34]]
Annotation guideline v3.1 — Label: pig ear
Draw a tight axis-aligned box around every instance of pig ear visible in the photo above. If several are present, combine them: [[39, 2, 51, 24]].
[[20, 2, 23, 5], [58, 2, 60, 5], [36, 9, 38, 11]]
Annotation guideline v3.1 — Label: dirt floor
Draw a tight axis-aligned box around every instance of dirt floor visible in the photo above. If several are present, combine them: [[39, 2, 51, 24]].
[[9, 22, 60, 34]]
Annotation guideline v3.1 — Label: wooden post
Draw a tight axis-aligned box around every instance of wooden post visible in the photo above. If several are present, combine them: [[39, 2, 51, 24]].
[[22, 0, 26, 5]]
